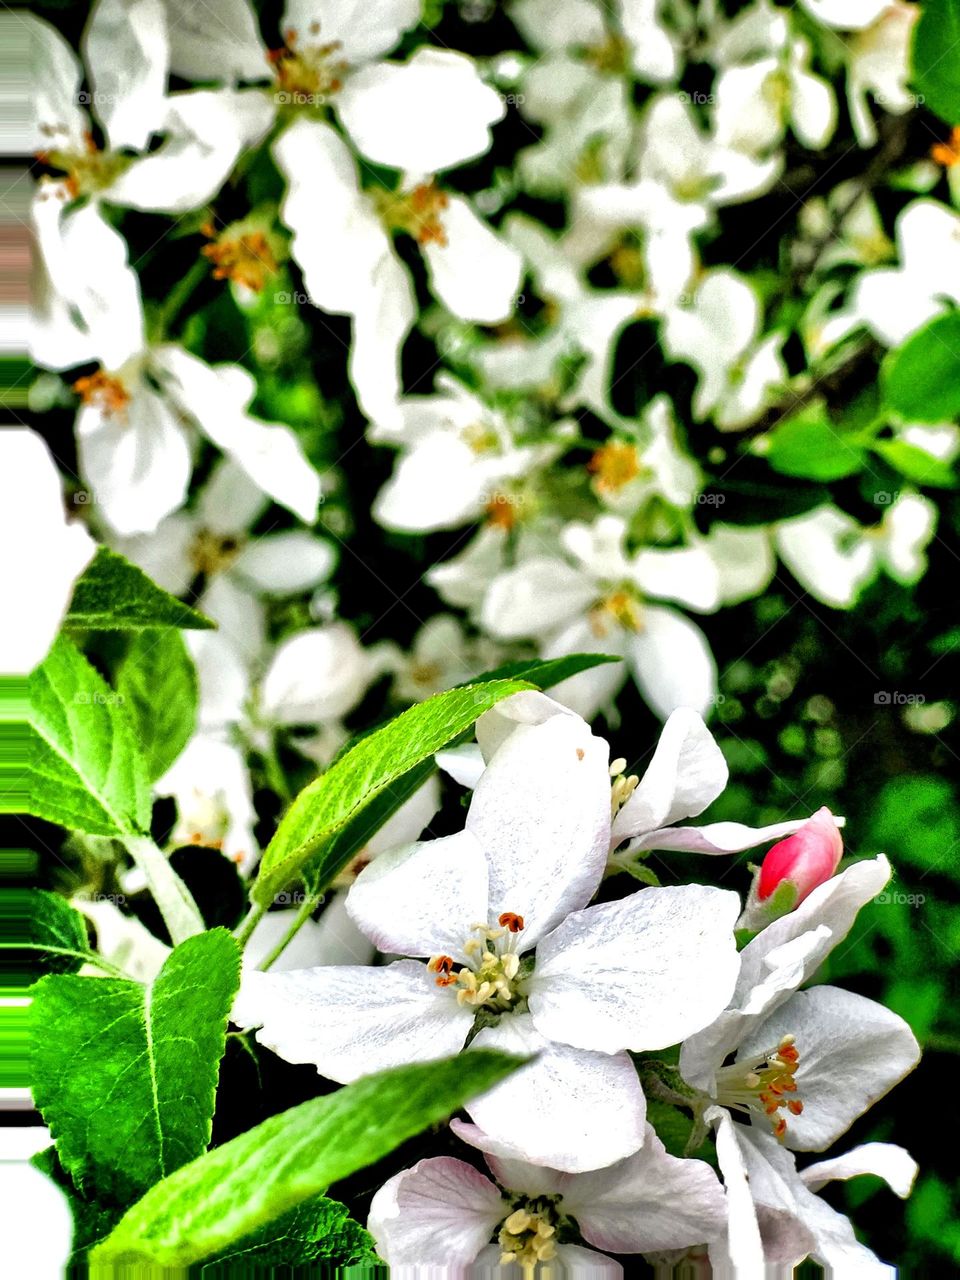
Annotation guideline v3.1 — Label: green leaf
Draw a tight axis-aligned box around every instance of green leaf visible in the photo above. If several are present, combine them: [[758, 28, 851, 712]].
[[912, 0, 960, 126], [30, 928, 240, 1204], [116, 631, 198, 781], [466, 653, 622, 688], [4, 889, 89, 976], [65, 547, 215, 631], [199, 1195, 381, 1273], [252, 679, 533, 906], [765, 406, 867, 481], [4, 636, 150, 835], [882, 312, 960, 422], [93, 1050, 524, 1267], [863, 775, 960, 878], [871, 439, 957, 488]]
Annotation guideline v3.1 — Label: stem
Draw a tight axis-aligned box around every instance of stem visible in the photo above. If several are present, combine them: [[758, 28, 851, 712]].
[[0, 943, 128, 980], [256, 896, 319, 971], [123, 835, 205, 945], [234, 901, 267, 949], [154, 256, 209, 339], [262, 742, 293, 805]]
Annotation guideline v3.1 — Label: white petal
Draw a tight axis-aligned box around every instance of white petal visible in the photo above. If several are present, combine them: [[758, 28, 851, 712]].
[[706, 1105, 766, 1277], [260, 624, 376, 723], [5, 1163, 73, 1278], [631, 545, 721, 612], [285, 0, 420, 63], [541, 617, 630, 721], [481, 558, 596, 640], [466, 715, 611, 947], [366, 773, 442, 858], [349, 252, 416, 425], [76, 386, 192, 536], [233, 959, 474, 1081], [563, 1127, 727, 1254], [198, 458, 269, 533], [30, 15, 86, 151], [337, 48, 504, 172], [726, 1125, 817, 1268], [422, 198, 522, 324], [163, 0, 265, 80], [706, 523, 776, 605], [628, 816, 818, 856], [802, 1143, 917, 1198], [199, 576, 265, 667], [800, 0, 890, 29], [346, 830, 489, 960], [776, 505, 875, 609], [232, 532, 336, 594], [613, 708, 727, 843], [109, 89, 274, 213], [529, 885, 741, 1053], [368, 1157, 504, 1267], [626, 605, 718, 720], [84, 0, 169, 152], [740, 985, 920, 1151], [80, 898, 171, 982], [0, 430, 95, 673], [436, 743, 486, 790], [374, 431, 491, 532], [474, 690, 578, 763], [790, 68, 836, 150], [456, 1015, 647, 1173]]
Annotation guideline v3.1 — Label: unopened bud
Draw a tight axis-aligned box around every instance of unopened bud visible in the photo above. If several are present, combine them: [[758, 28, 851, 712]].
[[757, 807, 843, 906]]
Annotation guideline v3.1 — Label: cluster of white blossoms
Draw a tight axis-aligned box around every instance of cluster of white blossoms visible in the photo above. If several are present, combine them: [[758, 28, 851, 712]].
[[20, 0, 956, 870], [232, 692, 919, 1274]]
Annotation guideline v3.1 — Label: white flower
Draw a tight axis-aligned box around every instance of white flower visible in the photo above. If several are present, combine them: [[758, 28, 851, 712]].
[[235, 705, 742, 1171], [33, 205, 319, 535], [368, 1130, 727, 1272], [158, 729, 259, 870], [799, 0, 892, 30], [371, 376, 552, 533], [845, 2, 918, 147], [611, 708, 843, 859], [392, 615, 504, 704], [710, 1125, 917, 1276], [273, 119, 521, 427], [481, 515, 721, 721], [776, 495, 936, 609], [662, 269, 787, 430], [31, 9, 272, 213], [259, 622, 392, 729], [1, 429, 95, 673], [837, 199, 960, 347], [114, 460, 334, 664], [678, 856, 918, 1263]]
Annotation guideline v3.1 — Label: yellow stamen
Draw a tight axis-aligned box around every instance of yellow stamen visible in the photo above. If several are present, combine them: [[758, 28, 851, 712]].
[[588, 441, 643, 494], [72, 370, 130, 419], [714, 1034, 803, 1140]]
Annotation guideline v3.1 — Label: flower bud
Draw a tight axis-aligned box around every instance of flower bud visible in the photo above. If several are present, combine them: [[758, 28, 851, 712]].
[[757, 807, 843, 906]]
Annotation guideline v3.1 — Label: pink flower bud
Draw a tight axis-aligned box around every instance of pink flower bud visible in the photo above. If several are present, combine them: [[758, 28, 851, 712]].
[[757, 807, 843, 906]]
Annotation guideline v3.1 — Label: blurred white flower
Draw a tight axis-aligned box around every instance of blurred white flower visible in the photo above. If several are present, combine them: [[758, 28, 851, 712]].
[[776, 494, 937, 608], [1, 429, 95, 674], [846, 1, 918, 147]]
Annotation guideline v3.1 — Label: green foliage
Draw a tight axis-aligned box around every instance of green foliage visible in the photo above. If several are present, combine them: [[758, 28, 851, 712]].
[[252, 678, 534, 906], [65, 547, 214, 631], [871, 439, 957, 488], [93, 1050, 524, 1267], [765, 406, 867, 480], [14, 636, 150, 836], [862, 775, 960, 877], [116, 630, 198, 781], [30, 929, 240, 1204], [199, 1195, 381, 1273], [11, 889, 89, 975], [882, 312, 960, 423], [912, 0, 960, 126]]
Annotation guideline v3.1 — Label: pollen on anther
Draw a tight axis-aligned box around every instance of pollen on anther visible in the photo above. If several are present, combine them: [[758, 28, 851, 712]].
[[498, 912, 525, 933]]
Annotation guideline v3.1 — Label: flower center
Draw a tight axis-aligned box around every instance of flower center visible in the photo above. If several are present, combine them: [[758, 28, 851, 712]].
[[201, 222, 279, 292], [589, 587, 644, 636], [189, 529, 244, 578], [269, 24, 349, 103], [427, 913, 526, 1011], [714, 1034, 803, 1140], [497, 1198, 560, 1275], [485, 492, 523, 531], [588, 441, 643, 494], [72, 370, 131, 419], [931, 126, 960, 168], [37, 129, 129, 198], [375, 182, 450, 247]]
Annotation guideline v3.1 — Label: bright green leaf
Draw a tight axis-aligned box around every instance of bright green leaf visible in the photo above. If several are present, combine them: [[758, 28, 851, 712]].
[[3, 889, 89, 976], [466, 653, 622, 688], [30, 928, 240, 1204], [912, 0, 960, 127], [116, 631, 198, 781], [882, 312, 960, 422], [3, 637, 150, 835], [765, 407, 867, 481], [65, 547, 214, 631], [871, 439, 957, 488], [252, 679, 533, 906], [92, 1050, 523, 1267], [199, 1196, 381, 1273]]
